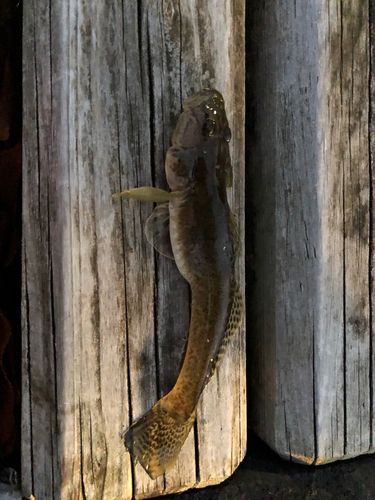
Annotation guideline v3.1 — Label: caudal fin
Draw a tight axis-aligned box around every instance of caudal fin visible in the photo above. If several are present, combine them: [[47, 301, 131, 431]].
[[124, 398, 196, 479]]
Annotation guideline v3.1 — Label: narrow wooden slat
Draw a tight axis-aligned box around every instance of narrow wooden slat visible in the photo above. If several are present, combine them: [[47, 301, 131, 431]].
[[21, 2, 36, 492], [248, 0, 372, 464], [22, 1, 56, 498], [316, 0, 371, 463], [314, 0, 346, 463], [22, 1, 245, 498], [50, 1, 84, 497], [248, 0, 318, 463], [370, 0, 375, 455], [341, 1, 370, 458]]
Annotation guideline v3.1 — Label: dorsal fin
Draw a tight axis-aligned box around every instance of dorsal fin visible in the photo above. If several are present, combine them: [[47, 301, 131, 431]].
[[229, 210, 241, 257], [205, 279, 243, 385]]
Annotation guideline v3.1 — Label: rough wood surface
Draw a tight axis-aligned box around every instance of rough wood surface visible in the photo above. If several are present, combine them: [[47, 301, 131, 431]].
[[22, 1, 245, 499], [247, 0, 372, 464]]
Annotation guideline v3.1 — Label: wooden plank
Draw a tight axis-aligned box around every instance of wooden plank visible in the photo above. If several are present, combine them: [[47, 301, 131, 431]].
[[22, 1, 245, 498], [247, 0, 372, 463], [340, 0, 370, 459], [371, 0, 375, 456]]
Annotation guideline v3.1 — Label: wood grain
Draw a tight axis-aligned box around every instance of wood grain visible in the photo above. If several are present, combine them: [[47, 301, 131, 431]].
[[22, 1, 245, 498], [247, 0, 372, 464], [371, 0, 375, 459]]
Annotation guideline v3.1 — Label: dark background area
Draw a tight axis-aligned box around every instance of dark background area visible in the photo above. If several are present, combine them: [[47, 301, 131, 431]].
[[0, 0, 22, 475], [0, 1, 375, 499], [165, 432, 375, 500]]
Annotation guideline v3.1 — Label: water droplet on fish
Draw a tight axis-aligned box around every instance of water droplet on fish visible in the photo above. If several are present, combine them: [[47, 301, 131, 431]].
[[213, 110, 217, 114]]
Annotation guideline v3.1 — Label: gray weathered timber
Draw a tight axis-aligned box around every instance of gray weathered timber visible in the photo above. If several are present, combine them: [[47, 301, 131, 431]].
[[22, 1, 245, 499], [247, 0, 372, 464], [371, 0, 375, 464]]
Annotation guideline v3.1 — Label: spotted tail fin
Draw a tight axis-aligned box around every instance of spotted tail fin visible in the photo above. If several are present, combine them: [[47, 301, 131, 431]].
[[124, 397, 196, 479]]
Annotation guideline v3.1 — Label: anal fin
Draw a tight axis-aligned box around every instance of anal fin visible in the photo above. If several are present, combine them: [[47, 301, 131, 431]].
[[229, 211, 241, 257]]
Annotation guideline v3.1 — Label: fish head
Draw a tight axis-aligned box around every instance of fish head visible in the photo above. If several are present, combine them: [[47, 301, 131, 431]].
[[172, 89, 231, 148], [167, 89, 232, 191]]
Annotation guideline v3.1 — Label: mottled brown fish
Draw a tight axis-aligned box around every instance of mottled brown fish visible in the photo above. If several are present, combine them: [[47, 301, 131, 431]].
[[113, 88, 243, 479]]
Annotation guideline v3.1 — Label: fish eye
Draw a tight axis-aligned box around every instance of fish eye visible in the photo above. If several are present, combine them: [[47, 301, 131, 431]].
[[223, 127, 231, 142], [202, 119, 216, 137]]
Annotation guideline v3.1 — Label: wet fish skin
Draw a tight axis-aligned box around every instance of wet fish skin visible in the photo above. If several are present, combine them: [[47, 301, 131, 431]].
[[115, 88, 243, 479]]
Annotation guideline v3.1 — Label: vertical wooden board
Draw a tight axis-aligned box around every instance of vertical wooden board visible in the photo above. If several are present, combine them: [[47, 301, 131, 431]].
[[21, 3, 35, 493], [90, 2, 134, 497], [248, 0, 372, 464], [315, 0, 371, 463], [341, 1, 370, 457], [23, 0, 245, 498], [370, 0, 375, 455], [248, 0, 318, 462], [74, 4, 110, 498], [314, 0, 345, 463], [273, 0, 321, 463], [22, 0, 56, 498], [49, 1, 82, 498]]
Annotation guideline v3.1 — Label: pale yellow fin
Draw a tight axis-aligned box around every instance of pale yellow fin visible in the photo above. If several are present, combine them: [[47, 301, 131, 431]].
[[124, 397, 196, 479], [112, 187, 180, 203]]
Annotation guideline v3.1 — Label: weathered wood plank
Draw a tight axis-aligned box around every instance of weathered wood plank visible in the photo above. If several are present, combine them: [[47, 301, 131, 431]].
[[22, 1, 245, 498], [340, 1, 370, 458], [371, 0, 375, 457], [248, 0, 372, 464]]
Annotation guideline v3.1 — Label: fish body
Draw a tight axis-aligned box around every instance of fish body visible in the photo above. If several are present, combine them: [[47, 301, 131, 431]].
[[115, 89, 243, 479]]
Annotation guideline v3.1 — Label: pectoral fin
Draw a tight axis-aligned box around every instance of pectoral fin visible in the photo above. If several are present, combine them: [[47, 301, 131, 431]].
[[145, 203, 174, 260], [113, 187, 180, 203]]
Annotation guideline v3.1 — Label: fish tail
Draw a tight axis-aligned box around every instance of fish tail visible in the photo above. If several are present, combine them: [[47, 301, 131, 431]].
[[124, 396, 196, 479]]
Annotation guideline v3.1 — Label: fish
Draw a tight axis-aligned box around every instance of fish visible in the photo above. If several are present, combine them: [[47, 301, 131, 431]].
[[113, 88, 243, 479]]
